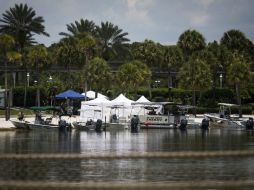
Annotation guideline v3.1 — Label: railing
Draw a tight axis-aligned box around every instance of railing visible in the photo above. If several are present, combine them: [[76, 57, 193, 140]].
[[0, 150, 254, 190]]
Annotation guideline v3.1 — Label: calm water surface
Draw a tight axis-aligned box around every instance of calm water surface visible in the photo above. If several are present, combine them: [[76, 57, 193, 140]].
[[0, 128, 254, 184]]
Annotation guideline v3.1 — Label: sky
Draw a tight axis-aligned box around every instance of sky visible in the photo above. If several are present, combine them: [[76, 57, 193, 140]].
[[1, 0, 254, 47]]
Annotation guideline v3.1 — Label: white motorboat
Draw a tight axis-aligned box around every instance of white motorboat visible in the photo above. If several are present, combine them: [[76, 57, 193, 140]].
[[131, 102, 188, 129], [10, 106, 72, 130], [204, 103, 247, 129]]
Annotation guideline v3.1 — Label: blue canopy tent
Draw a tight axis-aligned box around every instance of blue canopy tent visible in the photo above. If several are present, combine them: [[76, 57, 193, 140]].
[[55, 90, 85, 100], [55, 90, 85, 115]]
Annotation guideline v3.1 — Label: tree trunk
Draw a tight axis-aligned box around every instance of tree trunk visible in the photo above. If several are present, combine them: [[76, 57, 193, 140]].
[[235, 84, 242, 118], [84, 56, 89, 101], [24, 71, 27, 107], [4, 60, 8, 121], [192, 89, 196, 117], [148, 83, 152, 99], [212, 73, 216, 102], [168, 70, 172, 101], [36, 59, 40, 107]]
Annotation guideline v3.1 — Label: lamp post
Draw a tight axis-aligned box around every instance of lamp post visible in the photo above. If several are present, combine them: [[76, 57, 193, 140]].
[[27, 72, 30, 87], [49, 76, 53, 106], [155, 80, 160, 88], [219, 74, 223, 89]]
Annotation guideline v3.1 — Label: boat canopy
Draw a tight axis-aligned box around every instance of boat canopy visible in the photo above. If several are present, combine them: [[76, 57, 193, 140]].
[[131, 102, 176, 106], [218, 103, 239, 107], [30, 106, 61, 112]]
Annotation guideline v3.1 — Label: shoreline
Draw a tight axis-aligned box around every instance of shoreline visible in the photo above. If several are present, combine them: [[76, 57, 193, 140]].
[[0, 114, 253, 132]]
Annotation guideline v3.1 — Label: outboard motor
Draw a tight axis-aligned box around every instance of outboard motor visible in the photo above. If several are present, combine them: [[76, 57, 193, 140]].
[[95, 119, 102, 132], [131, 115, 140, 133], [179, 119, 188, 131], [59, 119, 67, 131], [246, 118, 254, 130], [201, 118, 209, 130], [111, 114, 118, 123]]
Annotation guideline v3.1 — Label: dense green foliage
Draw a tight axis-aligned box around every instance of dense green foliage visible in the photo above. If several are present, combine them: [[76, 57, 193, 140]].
[[0, 3, 253, 112]]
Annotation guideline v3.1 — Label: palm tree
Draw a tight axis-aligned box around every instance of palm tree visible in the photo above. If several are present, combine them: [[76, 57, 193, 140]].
[[227, 54, 251, 117], [96, 21, 130, 60], [59, 19, 96, 37], [77, 35, 97, 92], [0, 3, 49, 50], [56, 37, 81, 88], [177, 29, 206, 59], [85, 57, 111, 96], [178, 54, 212, 114], [0, 3, 49, 107], [117, 60, 151, 96], [163, 45, 184, 100], [27, 45, 48, 106], [0, 34, 21, 120], [131, 40, 163, 98], [220, 29, 253, 55]]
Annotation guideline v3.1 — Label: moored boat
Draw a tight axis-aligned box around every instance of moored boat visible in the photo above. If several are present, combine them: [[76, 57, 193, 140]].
[[204, 103, 250, 129], [10, 106, 72, 130], [131, 102, 188, 129]]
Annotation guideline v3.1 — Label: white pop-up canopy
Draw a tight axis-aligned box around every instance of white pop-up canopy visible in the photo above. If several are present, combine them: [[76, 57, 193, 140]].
[[110, 94, 134, 119], [111, 94, 134, 106], [136, 96, 150, 103], [82, 90, 108, 100], [82, 96, 111, 106], [131, 96, 150, 115], [80, 96, 111, 122]]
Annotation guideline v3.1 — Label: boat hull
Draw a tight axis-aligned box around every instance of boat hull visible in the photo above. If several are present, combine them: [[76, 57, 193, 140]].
[[204, 114, 246, 129], [105, 123, 129, 130], [138, 114, 186, 129], [10, 120, 30, 130]]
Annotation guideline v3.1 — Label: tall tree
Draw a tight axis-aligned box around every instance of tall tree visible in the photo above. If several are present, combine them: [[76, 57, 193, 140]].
[[220, 29, 254, 71], [0, 34, 21, 120], [227, 54, 251, 117], [220, 29, 253, 55], [56, 37, 81, 88], [163, 45, 184, 100], [177, 29, 206, 59], [131, 40, 163, 98], [77, 34, 97, 92], [0, 3, 49, 50], [178, 55, 212, 111], [27, 45, 48, 106], [85, 57, 111, 95], [0, 3, 49, 107], [59, 19, 96, 37], [96, 21, 130, 60], [132, 40, 163, 68], [177, 30, 207, 110], [117, 60, 151, 96]]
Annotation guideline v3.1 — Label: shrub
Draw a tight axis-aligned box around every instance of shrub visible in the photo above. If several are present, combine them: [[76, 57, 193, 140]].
[[13, 86, 48, 107]]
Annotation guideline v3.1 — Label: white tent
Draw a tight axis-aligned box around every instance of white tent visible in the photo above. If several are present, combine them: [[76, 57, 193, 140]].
[[110, 94, 134, 120], [82, 90, 108, 100], [82, 96, 111, 105], [131, 96, 150, 115], [136, 96, 150, 103], [80, 96, 111, 122], [79, 105, 102, 122], [111, 94, 134, 106]]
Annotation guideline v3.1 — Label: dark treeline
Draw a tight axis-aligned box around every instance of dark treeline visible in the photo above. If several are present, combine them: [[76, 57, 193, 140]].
[[0, 3, 253, 114]]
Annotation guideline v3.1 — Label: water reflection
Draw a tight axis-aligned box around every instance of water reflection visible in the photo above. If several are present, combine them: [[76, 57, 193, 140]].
[[0, 128, 254, 183]]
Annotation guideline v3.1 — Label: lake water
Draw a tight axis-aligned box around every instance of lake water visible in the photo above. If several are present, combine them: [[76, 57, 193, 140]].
[[0, 128, 254, 186]]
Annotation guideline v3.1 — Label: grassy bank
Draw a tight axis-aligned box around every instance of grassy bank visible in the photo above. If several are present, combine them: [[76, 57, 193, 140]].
[[0, 108, 34, 118]]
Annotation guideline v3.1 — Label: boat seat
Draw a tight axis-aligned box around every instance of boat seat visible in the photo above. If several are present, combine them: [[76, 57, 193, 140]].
[[45, 118, 52, 124]]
